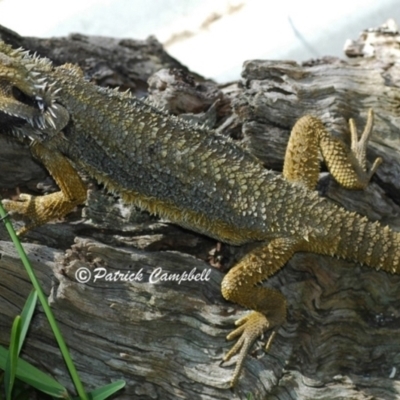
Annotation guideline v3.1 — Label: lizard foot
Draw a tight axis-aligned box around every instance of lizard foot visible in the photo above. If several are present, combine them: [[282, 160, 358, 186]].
[[349, 108, 382, 176], [3, 194, 43, 235], [2, 191, 80, 235], [223, 311, 278, 387]]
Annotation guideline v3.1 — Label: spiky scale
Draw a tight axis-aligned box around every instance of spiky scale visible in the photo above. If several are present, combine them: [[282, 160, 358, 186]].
[[0, 39, 399, 387]]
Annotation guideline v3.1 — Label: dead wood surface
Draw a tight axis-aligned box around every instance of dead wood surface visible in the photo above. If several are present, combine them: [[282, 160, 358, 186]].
[[1, 22, 400, 400]]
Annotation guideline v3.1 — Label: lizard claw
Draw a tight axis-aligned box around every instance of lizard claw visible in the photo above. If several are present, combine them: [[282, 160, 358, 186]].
[[349, 108, 382, 175], [2, 194, 35, 222], [3, 194, 33, 212], [3, 193, 70, 235], [3, 194, 37, 235], [223, 311, 277, 387]]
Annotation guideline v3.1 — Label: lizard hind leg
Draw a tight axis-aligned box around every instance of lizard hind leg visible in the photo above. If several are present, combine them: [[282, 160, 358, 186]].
[[283, 109, 382, 190], [221, 237, 302, 386]]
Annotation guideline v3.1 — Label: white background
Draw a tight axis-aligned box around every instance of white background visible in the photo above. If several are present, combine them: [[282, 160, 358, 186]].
[[0, 0, 399, 82]]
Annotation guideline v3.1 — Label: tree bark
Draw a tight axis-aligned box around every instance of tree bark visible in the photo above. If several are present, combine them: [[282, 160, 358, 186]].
[[0, 21, 400, 400]]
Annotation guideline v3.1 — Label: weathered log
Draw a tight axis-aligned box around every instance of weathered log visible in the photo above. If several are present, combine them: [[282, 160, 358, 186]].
[[1, 21, 400, 399]]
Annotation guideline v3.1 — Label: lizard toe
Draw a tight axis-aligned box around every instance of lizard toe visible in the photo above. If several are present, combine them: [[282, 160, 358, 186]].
[[223, 311, 276, 387], [2, 194, 33, 214]]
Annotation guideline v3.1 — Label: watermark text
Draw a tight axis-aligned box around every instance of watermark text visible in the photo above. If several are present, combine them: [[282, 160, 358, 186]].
[[74, 266, 211, 284]]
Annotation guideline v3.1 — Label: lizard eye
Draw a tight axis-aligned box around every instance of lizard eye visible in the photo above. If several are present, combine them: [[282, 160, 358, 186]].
[[12, 86, 32, 104], [11, 86, 47, 112]]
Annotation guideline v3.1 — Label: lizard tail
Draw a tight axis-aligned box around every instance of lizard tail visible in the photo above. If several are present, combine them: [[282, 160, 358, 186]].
[[335, 214, 400, 274]]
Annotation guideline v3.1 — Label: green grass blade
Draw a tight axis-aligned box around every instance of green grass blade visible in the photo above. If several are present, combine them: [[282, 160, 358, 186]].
[[4, 316, 21, 400], [0, 203, 88, 399], [86, 380, 125, 400], [4, 290, 39, 398], [18, 290, 38, 355], [0, 346, 68, 398]]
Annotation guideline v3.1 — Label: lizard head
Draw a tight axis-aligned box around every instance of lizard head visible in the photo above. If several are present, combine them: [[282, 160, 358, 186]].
[[0, 41, 69, 142]]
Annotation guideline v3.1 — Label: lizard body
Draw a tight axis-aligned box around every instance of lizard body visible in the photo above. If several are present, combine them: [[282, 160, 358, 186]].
[[0, 41, 398, 386]]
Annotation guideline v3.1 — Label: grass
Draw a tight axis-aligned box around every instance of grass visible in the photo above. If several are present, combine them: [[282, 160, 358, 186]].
[[0, 202, 125, 399]]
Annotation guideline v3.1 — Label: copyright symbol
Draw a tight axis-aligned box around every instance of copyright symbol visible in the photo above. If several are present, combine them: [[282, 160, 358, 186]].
[[75, 267, 91, 283]]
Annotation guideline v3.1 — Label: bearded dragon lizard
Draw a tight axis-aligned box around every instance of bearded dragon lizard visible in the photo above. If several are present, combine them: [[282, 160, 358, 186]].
[[0, 40, 398, 387]]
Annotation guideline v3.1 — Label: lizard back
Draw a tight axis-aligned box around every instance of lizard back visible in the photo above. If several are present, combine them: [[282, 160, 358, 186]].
[[50, 67, 323, 245]]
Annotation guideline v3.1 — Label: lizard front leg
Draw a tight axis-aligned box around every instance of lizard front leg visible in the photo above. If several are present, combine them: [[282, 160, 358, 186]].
[[2, 141, 87, 235], [221, 237, 303, 386], [283, 109, 382, 190]]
